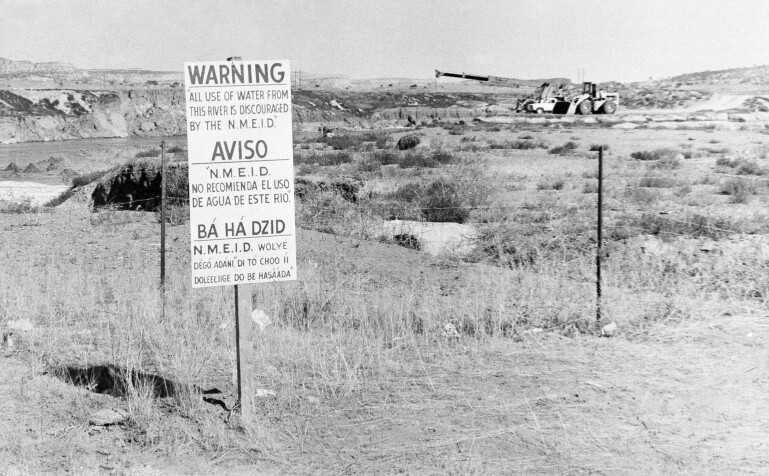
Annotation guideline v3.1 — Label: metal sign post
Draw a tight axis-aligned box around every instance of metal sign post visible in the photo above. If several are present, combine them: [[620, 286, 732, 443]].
[[160, 140, 167, 321], [596, 146, 604, 321]]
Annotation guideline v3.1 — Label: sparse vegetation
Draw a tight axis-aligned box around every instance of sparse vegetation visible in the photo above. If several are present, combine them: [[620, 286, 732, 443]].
[[71, 168, 114, 188], [549, 141, 579, 155], [0, 197, 38, 214], [537, 178, 566, 190], [398, 151, 438, 168], [489, 139, 548, 150], [3, 76, 769, 474], [294, 150, 353, 166], [720, 177, 758, 202], [716, 157, 768, 175], [630, 148, 682, 161], [421, 179, 469, 223], [135, 148, 160, 158], [639, 173, 683, 188]]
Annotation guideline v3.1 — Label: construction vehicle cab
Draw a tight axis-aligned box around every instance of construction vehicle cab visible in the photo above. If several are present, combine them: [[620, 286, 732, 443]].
[[554, 82, 619, 115]]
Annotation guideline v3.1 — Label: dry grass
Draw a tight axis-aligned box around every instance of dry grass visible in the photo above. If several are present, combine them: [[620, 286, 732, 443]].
[[2, 124, 769, 472]]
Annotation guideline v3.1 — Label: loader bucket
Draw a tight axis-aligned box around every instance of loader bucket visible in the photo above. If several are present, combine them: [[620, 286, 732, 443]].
[[552, 101, 572, 114]]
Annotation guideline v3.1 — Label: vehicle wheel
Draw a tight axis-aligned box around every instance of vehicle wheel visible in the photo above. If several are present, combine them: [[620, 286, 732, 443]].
[[602, 101, 617, 114], [536, 108, 544, 114], [578, 100, 593, 115]]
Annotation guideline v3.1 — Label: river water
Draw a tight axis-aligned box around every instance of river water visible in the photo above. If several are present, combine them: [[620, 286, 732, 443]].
[[0, 136, 187, 169], [0, 136, 187, 205]]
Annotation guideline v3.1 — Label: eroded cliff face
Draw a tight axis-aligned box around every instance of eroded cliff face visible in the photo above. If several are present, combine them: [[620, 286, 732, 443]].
[[0, 87, 502, 143], [0, 89, 186, 143]]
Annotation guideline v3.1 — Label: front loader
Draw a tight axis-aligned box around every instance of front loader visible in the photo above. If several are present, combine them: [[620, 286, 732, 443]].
[[553, 82, 619, 115]]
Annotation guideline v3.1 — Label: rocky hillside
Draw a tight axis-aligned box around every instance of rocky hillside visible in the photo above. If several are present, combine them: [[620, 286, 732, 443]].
[[0, 89, 186, 142], [4, 59, 769, 142], [0, 86, 507, 143], [670, 65, 769, 86]]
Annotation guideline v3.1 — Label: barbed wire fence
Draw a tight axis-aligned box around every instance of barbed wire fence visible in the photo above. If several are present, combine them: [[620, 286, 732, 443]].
[[77, 140, 769, 331]]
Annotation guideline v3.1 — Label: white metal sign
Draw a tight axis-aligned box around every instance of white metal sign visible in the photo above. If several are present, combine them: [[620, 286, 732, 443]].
[[184, 60, 296, 288]]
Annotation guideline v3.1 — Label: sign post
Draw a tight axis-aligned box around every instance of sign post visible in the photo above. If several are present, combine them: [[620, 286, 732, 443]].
[[184, 59, 296, 411]]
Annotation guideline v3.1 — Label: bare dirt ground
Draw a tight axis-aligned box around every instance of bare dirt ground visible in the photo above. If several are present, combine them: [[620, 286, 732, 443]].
[[4, 313, 766, 474]]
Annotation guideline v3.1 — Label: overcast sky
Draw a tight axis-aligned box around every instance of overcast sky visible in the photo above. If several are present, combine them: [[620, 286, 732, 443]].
[[2, 0, 768, 83]]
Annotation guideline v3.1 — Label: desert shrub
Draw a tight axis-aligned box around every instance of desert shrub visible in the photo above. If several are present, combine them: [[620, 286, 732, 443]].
[[736, 161, 768, 175], [44, 189, 76, 208], [166, 145, 185, 153], [717, 157, 767, 175], [702, 146, 730, 155], [154, 203, 189, 225], [296, 189, 359, 234], [652, 155, 682, 169], [294, 150, 353, 166], [396, 134, 421, 150], [374, 135, 390, 149], [320, 134, 365, 150], [630, 148, 680, 161], [457, 143, 486, 152], [612, 212, 742, 240], [398, 152, 438, 169], [639, 174, 682, 188], [583, 181, 598, 193], [372, 150, 399, 165], [390, 182, 422, 203], [625, 187, 661, 206], [536, 179, 565, 190], [295, 163, 316, 176], [716, 157, 738, 168], [447, 128, 464, 136], [549, 141, 579, 155], [135, 148, 160, 158], [431, 150, 456, 164], [421, 179, 469, 223], [354, 160, 381, 173], [589, 144, 610, 152], [379, 233, 421, 251], [0, 197, 37, 214], [44, 168, 116, 207], [720, 177, 757, 203], [695, 174, 717, 185], [72, 169, 114, 188], [489, 140, 548, 150]]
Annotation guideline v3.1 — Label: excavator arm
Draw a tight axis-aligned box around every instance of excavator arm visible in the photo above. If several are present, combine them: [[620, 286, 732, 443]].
[[435, 70, 521, 87]]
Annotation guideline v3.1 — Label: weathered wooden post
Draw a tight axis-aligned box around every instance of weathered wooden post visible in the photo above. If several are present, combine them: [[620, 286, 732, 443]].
[[596, 146, 604, 321]]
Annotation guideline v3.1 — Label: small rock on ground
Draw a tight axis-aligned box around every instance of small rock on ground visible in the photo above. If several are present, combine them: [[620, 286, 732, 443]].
[[89, 408, 128, 426]]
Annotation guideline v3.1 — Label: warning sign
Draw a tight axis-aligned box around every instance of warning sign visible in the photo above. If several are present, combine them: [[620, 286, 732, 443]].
[[184, 60, 296, 288]]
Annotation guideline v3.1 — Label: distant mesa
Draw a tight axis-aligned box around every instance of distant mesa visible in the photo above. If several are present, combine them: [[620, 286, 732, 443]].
[[23, 163, 41, 173], [0, 57, 77, 75]]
